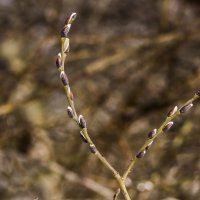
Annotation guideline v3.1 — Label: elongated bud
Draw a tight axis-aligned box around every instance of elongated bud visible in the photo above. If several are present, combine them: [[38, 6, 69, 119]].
[[63, 38, 70, 53], [145, 141, 153, 151], [89, 144, 97, 154], [60, 71, 69, 86], [196, 89, 200, 97], [56, 53, 62, 69], [67, 106, 74, 118], [80, 131, 87, 143], [79, 115, 86, 128], [136, 150, 146, 159], [65, 12, 77, 25], [68, 87, 73, 100], [180, 103, 193, 113], [167, 106, 178, 117], [60, 25, 71, 38], [148, 129, 157, 139], [162, 121, 173, 132]]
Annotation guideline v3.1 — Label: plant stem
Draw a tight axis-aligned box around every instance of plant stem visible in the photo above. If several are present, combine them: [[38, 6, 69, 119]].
[[57, 16, 132, 199]]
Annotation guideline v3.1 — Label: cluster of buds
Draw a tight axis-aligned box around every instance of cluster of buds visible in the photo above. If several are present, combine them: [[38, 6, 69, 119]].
[[56, 13, 98, 155], [136, 89, 200, 159]]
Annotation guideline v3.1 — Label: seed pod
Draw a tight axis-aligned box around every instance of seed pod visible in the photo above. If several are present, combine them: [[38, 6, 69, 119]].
[[56, 53, 62, 69], [65, 12, 77, 25], [162, 121, 173, 132], [167, 106, 178, 117], [89, 144, 97, 154], [67, 106, 74, 118], [80, 131, 87, 143], [79, 115, 87, 128], [60, 71, 69, 86], [136, 150, 146, 159], [148, 129, 157, 139], [145, 141, 153, 151], [68, 87, 73, 100], [196, 89, 200, 97], [180, 103, 193, 113]]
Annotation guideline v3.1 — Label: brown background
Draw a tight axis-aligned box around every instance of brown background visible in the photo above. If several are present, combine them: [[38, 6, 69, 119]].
[[0, 0, 200, 199]]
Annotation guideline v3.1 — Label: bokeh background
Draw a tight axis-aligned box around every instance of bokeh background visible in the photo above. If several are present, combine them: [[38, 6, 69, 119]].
[[0, 0, 200, 199]]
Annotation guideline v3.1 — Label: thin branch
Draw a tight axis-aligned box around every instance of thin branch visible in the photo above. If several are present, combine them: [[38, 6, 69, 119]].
[[56, 13, 131, 200], [111, 91, 199, 199]]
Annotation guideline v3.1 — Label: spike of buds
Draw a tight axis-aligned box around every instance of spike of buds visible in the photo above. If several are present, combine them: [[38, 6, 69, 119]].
[[167, 106, 178, 117], [179, 103, 193, 113], [162, 121, 173, 132], [145, 141, 153, 151], [68, 87, 73, 100], [56, 53, 62, 69], [60, 71, 69, 86], [78, 115, 87, 129], [89, 144, 97, 154], [196, 89, 200, 97], [67, 106, 74, 118], [80, 131, 87, 143], [148, 129, 157, 139], [136, 150, 146, 159]]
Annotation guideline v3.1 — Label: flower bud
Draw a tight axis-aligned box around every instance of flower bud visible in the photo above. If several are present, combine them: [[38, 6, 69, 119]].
[[196, 89, 200, 97], [65, 12, 77, 25], [56, 53, 62, 69], [63, 38, 70, 53], [136, 150, 146, 159], [145, 141, 153, 151], [179, 103, 193, 113], [78, 115, 87, 128], [67, 106, 74, 118], [60, 71, 69, 86], [148, 129, 157, 139], [89, 144, 97, 154], [80, 131, 87, 143], [162, 121, 173, 132], [60, 25, 71, 38], [167, 106, 178, 117]]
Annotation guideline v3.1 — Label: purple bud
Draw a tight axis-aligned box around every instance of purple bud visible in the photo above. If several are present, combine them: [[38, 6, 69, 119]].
[[167, 106, 178, 117], [80, 131, 87, 143], [79, 115, 87, 129], [89, 144, 97, 154], [162, 121, 173, 132], [56, 53, 62, 68], [67, 106, 74, 118], [179, 103, 193, 113], [145, 141, 153, 151], [196, 89, 200, 97], [60, 25, 70, 38], [148, 129, 157, 139], [60, 71, 69, 86], [65, 12, 77, 25], [136, 150, 146, 159]]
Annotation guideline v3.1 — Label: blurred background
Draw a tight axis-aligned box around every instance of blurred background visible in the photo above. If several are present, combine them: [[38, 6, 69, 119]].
[[0, 0, 200, 199]]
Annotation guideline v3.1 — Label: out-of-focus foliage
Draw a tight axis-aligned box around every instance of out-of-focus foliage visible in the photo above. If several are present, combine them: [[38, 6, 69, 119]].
[[0, 0, 200, 199]]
